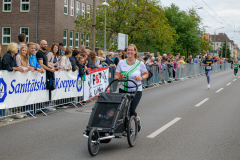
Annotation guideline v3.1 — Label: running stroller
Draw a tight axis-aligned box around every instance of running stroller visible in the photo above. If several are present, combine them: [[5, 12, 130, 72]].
[[83, 79, 139, 156]]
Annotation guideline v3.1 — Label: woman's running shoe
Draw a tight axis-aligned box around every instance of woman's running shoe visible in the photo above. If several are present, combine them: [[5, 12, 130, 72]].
[[137, 117, 141, 132]]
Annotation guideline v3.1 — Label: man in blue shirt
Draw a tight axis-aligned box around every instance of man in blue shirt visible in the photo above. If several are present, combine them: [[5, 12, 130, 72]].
[[194, 55, 199, 63], [203, 54, 214, 89], [28, 42, 44, 74]]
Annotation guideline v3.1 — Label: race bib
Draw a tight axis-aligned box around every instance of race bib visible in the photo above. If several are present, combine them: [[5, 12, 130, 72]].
[[206, 66, 211, 70]]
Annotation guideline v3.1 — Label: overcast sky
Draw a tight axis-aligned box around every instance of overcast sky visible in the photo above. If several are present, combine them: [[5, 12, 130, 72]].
[[160, 0, 240, 46]]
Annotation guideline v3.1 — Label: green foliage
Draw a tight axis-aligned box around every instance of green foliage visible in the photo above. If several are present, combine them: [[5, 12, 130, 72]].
[[74, 1, 212, 56], [164, 4, 208, 57], [74, 0, 175, 52], [218, 41, 231, 58]]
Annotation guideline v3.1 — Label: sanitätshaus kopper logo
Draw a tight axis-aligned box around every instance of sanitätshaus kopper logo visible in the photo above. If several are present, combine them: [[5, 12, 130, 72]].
[[0, 78, 7, 103]]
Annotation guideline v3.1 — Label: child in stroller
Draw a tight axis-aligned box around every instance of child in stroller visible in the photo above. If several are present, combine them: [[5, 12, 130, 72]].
[[98, 108, 116, 128]]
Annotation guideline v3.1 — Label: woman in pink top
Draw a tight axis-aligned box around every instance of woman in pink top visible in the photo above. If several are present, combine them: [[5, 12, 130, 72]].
[[16, 46, 34, 72]]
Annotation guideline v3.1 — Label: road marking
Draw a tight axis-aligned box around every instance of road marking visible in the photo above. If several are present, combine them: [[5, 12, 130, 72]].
[[195, 98, 209, 107], [233, 79, 237, 81], [227, 83, 231, 86], [147, 117, 181, 138], [216, 88, 224, 93]]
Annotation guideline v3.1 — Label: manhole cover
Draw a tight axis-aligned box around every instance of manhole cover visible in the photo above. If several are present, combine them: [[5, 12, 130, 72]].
[[76, 110, 92, 113]]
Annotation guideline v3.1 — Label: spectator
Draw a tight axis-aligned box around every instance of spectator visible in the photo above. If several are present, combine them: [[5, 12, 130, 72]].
[[59, 43, 65, 55], [80, 45, 86, 55], [16, 46, 35, 72], [47, 43, 61, 68], [63, 46, 66, 53], [155, 52, 160, 58], [175, 53, 180, 61], [34, 43, 40, 55], [59, 47, 72, 71], [141, 52, 147, 60], [77, 56, 88, 77], [186, 55, 193, 64], [36, 40, 55, 73], [86, 49, 90, 55], [69, 48, 79, 71], [87, 51, 98, 69], [105, 52, 116, 68], [18, 34, 26, 52], [2, 42, 24, 72], [114, 50, 125, 66], [194, 55, 199, 63], [28, 42, 44, 74], [96, 50, 105, 66]]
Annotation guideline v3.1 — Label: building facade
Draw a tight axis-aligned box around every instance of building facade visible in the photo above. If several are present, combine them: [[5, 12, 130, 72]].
[[0, 0, 101, 54], [209, 33, 234, 57]]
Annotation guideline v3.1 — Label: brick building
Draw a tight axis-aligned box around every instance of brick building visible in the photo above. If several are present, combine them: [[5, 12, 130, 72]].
[[0, 0, 101, 54]]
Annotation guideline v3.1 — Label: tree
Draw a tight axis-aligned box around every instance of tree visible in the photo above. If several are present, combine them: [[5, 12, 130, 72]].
[[74, 0, 175, 53], [164, 4, 204, 57], [218, 41, 231, 58]]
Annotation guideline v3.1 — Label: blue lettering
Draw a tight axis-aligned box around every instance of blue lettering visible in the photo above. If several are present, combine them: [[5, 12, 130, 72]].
[[15, 83, 20, 94], [9, 79, 16, 94]]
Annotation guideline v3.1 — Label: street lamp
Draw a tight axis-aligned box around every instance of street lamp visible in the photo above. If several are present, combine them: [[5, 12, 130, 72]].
[[214, 27, 224, 51], [102, 1, 109, 53]]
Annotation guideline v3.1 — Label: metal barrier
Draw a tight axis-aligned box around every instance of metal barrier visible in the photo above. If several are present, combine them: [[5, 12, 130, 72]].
[[0, 63, 232, 120]]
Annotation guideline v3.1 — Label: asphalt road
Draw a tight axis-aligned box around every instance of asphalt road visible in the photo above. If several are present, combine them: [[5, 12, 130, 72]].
[[1, 69, 240, 160]]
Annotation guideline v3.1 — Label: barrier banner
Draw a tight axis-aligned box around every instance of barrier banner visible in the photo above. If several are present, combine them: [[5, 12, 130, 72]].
[[84, 67, 109, 101], [0, 71, 83, 109]]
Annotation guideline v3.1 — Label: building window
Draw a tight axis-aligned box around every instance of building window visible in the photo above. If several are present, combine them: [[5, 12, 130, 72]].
[[20, 27, 29, 42], [64, 0, 68, 15], [70, 0, 74, 16], [82, 3, 85, 19], [75, 32, 79, 48], [63, 30, 67, 46], [2, 27, 11, 45], [86, 34, 89, 47], [20, 0, 30, 12], [87, 5, 90, 19], [81, 33, 84, 45], [76, 1, 80, 17], [3, 0, 11, 12], [70, 31, 73, 47]]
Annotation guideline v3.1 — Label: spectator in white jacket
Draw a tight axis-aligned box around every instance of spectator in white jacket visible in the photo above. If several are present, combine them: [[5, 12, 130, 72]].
[[59, 48, 72, 71]]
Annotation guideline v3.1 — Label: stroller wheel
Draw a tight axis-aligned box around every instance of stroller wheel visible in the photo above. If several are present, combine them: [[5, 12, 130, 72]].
[[127, 116, 138, 147], [88, 128, 100, 156]]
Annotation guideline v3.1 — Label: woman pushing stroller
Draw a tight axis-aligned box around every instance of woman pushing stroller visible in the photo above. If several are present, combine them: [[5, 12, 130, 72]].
[[114, 44, 149, 132]]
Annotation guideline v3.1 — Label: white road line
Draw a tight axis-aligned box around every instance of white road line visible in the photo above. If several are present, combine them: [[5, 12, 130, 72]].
[[195, 98, 209, 107], [233, 79, 237, 81], [147, 117, 181, 138], [227, 83, 231, 86], [216, 88, 224, 93]]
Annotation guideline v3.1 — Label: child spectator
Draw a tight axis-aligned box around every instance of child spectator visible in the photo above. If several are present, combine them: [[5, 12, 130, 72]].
[[59, 48, 72, 71], [69, 48, 80, 72], [16, 46, 35, 72], [77, 56, 89, 81]]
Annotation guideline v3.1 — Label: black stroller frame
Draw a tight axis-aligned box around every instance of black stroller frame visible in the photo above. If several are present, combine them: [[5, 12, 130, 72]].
[[83, 79, 139, 156]]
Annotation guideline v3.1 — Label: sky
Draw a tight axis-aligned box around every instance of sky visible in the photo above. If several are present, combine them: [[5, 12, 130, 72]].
[[160, 0, 240, 47]]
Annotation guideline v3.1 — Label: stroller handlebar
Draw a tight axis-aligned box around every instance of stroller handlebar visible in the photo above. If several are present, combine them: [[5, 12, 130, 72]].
[[105, 79, 138, 96]]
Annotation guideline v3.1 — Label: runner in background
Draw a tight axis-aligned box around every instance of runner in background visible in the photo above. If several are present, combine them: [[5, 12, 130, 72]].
[[203, 54, 214, 89], [233, 60, 239, 78]]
